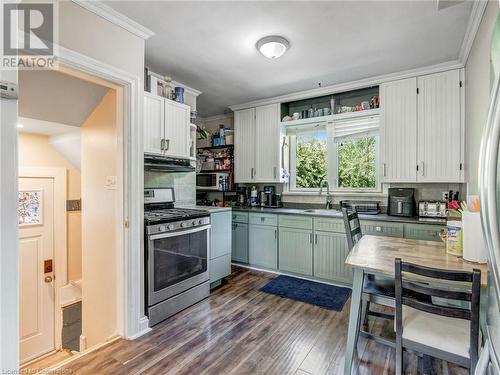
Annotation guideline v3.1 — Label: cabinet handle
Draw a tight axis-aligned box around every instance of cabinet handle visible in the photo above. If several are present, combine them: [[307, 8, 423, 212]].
[[251, 167, 254, 179], [310, 233, 313, 244], [315, 234, 318, 245], [165, 139, 170, 151], [160, 139, 165, 150], [383, 163, 386, 177], [275, 229, 277, 239], [274, 167, 277, 179], [420, 161, 425, 176]]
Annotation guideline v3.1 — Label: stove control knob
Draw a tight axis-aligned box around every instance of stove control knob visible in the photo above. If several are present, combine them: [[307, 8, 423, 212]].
[[159, 225, 166, 232], [167, 224, 174, 231], [198, 219, 204, 225], [192, 220, 197, 226], [180, 222, 187, 228]]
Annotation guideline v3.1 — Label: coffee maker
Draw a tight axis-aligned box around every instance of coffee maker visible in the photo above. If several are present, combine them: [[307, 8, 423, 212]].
[[260, 186, 274, 207], [237, 186, 248, 206]]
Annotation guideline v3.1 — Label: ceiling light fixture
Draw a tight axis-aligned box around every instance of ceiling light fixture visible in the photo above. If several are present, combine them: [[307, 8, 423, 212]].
[[256, 36, 289, 59]]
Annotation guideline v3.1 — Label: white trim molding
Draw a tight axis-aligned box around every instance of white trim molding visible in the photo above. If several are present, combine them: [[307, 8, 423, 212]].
[[199, 113, 234, 123], [228, 60, 463, 111], [148, 71, 203, 97], [71, 0, 155, 40], [458, 0, 488, 65]]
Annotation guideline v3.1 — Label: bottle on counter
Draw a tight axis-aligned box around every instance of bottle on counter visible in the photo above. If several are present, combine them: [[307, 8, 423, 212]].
[[250, 186, 258, 206]]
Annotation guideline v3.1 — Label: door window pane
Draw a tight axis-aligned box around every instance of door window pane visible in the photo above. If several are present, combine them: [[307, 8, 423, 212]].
[[18, 191, 42, 225]]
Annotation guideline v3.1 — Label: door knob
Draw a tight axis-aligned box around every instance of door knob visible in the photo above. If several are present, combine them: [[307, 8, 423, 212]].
[[44, 276, 53, 283]]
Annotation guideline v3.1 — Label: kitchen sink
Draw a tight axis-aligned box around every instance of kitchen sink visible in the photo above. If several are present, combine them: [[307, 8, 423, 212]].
[[303, 209, 341, 215]]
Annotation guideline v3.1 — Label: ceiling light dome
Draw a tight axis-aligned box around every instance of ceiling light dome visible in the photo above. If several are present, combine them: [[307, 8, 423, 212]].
[[256, 36, 290, 59]]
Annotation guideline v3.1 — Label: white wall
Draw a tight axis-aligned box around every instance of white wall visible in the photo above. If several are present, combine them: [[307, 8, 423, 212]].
[[465, 1, 500, 195]]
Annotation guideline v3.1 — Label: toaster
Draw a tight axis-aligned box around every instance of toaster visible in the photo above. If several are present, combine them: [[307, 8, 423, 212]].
[[418, 201, 448, 219]]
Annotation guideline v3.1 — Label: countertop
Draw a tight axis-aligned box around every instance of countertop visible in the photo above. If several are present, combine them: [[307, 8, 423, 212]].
[[177, 205, 232, 214], [231, 206, 445, 225]]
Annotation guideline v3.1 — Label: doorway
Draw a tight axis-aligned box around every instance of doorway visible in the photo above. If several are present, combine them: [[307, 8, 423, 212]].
[[17, 68, 123, 369]]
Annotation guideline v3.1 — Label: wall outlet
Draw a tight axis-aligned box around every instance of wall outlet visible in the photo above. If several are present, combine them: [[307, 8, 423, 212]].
[[105, 175, 117, 190], [442, 191, 449, 201]]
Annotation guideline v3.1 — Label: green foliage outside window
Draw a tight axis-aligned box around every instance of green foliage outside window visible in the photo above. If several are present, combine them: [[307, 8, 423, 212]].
[[296, 138, 327, 188], [338, 137, 376, 188]]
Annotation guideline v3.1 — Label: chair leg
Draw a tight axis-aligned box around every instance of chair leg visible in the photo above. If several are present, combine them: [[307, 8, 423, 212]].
[[422, 354, 432, 375], [361, 299, 370, 329], [395, 336, 403, 375]]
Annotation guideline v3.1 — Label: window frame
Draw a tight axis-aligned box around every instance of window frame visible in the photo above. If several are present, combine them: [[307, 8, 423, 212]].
[[287, 121, 381, 194]]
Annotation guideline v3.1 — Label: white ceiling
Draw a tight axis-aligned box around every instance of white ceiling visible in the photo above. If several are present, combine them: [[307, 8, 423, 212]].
[[105, 1, 473, 116], [19, 70, 109, 127]]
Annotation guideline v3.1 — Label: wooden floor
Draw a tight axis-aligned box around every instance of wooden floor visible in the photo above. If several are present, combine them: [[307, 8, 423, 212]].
[[55, 267, 467, 374], [22, 349, 73, 373]]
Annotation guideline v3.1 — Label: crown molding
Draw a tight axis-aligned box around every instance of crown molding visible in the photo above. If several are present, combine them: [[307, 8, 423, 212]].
[[229, 60, 463, 111], [71, 0, 155, 40], [458, 0, 488, 64]]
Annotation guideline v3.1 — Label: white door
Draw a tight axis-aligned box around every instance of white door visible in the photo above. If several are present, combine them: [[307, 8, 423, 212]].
[[254, 104, 280, 182], [18, 178, 55, 363], [417, 69, 462, 182], [234, 108, 256, 183], [164, 100, 190, 158], [380, 77, 418, 183], [143, 93, 165, 155]]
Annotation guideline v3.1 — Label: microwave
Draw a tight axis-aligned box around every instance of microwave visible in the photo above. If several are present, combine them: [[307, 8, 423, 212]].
[[196, 173, 228, 191]]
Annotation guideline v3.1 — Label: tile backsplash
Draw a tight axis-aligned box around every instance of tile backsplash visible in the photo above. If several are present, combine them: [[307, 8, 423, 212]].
[[144, 171, 196, 205]]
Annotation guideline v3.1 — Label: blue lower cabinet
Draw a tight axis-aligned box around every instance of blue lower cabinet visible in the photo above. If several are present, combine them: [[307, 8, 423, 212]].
[[210, 254, 232, 283], [231, 222, 248, 263], [404, 223, 445, 241], [313, 231, 352, 284], [278, 227, 313, 276], [249, 224, 278, 269]]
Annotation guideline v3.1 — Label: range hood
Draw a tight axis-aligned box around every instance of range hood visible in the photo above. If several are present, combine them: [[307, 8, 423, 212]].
[[144, 154, 195, 172]]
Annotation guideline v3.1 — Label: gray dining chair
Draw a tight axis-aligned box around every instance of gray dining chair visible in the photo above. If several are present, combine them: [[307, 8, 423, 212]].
[[342, 207, 395, 348], [394, 258, 481, 375]]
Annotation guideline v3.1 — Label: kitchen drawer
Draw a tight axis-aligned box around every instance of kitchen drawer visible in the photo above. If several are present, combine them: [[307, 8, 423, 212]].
[[314, 217, 344, 233], [278, 215, 313, 230], [232, 212, 248, 224], [404, 224, 445, 242], [249, 213, 278, 227], [210, 254, 231, 283], [361, 221, 404, 238]]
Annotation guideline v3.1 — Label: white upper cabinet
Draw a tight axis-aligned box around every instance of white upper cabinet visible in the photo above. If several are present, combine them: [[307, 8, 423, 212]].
[[143, 93, 190, 159], [254, 104, 280, 182], [234, 104, 283, 183], [164, 100, 190, 158], [143, 93, 164, 155], [380, 69, 463, 183], [380, 77, 418, 183], [417, 70, 462, 182], [234, 108, 255, 183]]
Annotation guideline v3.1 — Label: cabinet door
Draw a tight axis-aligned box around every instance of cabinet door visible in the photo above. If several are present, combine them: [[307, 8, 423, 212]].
[[143, 94, 164, 155], [254, 104, 280, 182], [164, 100, 190, 158], [313, 231, 352, 284], [278, 227, 313, 276], [404, 224, 445, 242], [234, 108, 255, 183], [231, 222, 248, 263], [210, 212, 232, 259], [249, 224, 277, 269], [417, 70, 462, 182], [380, 78, 417, 182]]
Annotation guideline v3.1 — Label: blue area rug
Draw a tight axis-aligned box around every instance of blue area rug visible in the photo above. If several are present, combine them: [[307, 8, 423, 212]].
[[260, 275, 351, 311]]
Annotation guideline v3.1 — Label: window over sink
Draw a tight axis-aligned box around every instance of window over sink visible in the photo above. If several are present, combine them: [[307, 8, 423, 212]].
[[287, 114, 380, 192]]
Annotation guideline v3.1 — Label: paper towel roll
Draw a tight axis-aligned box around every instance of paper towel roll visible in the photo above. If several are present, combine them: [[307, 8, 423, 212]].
[[462, 211, 488, 264]]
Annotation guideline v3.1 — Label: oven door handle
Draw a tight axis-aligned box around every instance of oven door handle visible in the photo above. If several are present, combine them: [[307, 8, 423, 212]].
[[148, 224, 211, 240]]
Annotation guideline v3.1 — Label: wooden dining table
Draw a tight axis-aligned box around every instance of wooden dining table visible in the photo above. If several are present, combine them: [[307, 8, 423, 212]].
[[343, 234, 489, 375]]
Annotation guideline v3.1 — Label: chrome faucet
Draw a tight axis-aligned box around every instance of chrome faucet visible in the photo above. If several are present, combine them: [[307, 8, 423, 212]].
[[319, 180, 334, 209]]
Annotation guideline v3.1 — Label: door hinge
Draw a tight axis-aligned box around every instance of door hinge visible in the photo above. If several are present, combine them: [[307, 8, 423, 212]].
[[416, 88, 419, 94], [459, 81, 463, 88]]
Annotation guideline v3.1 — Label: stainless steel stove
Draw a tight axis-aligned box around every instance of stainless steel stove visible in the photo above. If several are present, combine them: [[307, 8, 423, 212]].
[[144, 188, 210, 326]]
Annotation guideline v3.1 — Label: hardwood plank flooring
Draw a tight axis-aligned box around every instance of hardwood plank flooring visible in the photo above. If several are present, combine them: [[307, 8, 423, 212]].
[[55, 266, 468, 375]]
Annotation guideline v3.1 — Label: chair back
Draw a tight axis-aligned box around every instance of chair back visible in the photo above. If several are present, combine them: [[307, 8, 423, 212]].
[[394, 258, 481, 366], [342, 207, 362, 251]]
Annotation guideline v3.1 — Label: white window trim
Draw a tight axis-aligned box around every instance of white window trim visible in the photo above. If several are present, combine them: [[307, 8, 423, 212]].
[[287, 126, 382, 194]]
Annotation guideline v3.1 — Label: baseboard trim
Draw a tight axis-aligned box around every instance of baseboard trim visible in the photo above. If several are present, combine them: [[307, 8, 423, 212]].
[[127, 316, 152, 340]]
